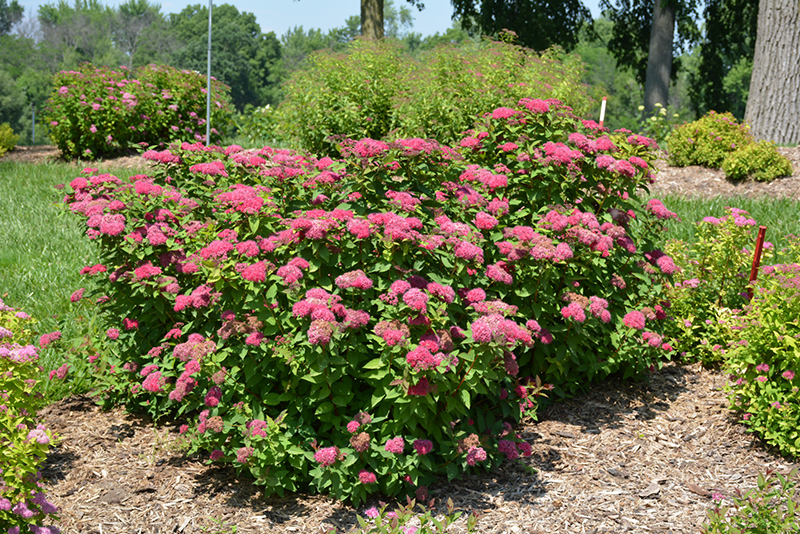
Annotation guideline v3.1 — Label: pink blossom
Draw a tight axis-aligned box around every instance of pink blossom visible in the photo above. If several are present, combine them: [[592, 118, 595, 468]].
[[70, 288, 85, 302], [755, 363, 770, 372], [561, 302, 586, 323], [314, 446, 339, 466], [403, 288, 428, 311], [142, 371, 164, 392], [237, 446, 254, 463], [492, 107, 517, 119], [241, 261, 267, 282], [358, 470, 377, 484], [783, 370, 795, 380], [623, 311, 646, 330], [384, 436, 405, 454], [465, 288, 486, 303], [475, 212, 499, 230], [465, 446, 487, 466], [486, 262, 513, 284], [413, 439, 433, 455], [106, 328, 120, 340]]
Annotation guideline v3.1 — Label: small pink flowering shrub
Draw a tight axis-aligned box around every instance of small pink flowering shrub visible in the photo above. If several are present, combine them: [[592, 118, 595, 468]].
[[0, 300, 60, 534], [663, 207, 767, 365], [59, 100, 674, 503], [45, 64, 233, 159], [725, 263, 800, 458]]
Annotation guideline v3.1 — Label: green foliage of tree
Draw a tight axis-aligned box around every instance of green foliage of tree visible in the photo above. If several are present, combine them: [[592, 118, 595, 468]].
[[0, 0, 23, 35], [572, 17, 642, 131], [450, 0, 593, 52], [600, 0, 700, 88], [169, 3, 281, 112], [688, 0, 757, 119], [38, 0, 124, 69], [0, 69, 25, 131], [113, 0, 169, 68]]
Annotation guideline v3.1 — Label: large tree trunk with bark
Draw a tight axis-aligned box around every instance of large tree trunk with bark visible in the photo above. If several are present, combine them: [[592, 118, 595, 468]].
[[643, 0, 676, 113], [361, 0, 384, 40], [744, 0, 800, 144]]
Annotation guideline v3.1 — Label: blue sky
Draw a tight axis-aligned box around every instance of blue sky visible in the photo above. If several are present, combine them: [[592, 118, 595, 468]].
[[18, 0, 603, 39]]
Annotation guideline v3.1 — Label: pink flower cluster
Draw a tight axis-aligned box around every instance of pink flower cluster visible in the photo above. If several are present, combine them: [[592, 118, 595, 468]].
[[470, 314, 533, 347]]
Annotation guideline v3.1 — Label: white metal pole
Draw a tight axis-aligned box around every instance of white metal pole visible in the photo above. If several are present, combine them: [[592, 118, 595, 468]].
[[205, 0, 212, 146]]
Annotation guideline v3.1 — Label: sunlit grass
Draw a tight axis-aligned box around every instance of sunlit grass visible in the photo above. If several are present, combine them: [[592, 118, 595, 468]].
[[650, 194, 800, 259], [0, 161, 139, 399]]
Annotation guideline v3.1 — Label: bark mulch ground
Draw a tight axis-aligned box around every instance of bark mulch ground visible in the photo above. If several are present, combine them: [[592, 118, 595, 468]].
[[40, 362, 799, 534]]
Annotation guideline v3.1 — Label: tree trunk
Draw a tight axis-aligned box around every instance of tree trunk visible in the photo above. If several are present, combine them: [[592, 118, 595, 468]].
[[744, 0, 800, 144], [643, 0, 676, 114], [361, 0, 384, 40]]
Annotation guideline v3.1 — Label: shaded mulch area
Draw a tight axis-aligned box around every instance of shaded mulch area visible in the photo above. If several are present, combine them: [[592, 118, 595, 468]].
[[40, 362, 799, 533]]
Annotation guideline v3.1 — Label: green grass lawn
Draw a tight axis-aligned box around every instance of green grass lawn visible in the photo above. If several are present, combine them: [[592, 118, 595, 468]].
[[0, 161, 139, 398], [653, 194, 800, 259]]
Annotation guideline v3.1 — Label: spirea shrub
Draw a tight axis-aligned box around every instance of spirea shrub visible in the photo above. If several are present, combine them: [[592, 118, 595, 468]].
[[667, 111, 753, 168], [0, 123, 18, 157], [45, 64, 234, 159], [59, 99, 674, 503], [725, 263, 800, 457], [0, 299, 60, 534], [703, 469, 800, 534], [667, 111, 793, 183], [722, 140, 794, 182], [663, 207, 768, 365], [273, 38, 592, 156]]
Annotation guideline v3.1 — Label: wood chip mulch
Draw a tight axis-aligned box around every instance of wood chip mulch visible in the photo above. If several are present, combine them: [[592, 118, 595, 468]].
[[39, 362, 799, 534]]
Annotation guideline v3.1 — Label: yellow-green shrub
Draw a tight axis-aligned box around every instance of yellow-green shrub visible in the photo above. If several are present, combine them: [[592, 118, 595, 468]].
[[722, 140, 793, 182], [0, 123, 18, 157]]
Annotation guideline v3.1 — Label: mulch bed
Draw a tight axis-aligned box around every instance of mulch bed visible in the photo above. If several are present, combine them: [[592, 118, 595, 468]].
[[40, 362, 799, 533]]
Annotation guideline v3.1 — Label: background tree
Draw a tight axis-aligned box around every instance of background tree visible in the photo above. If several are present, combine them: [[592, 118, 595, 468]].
[[449, 0, 593, 52], [112, 0, 164, 68], [38, 0, 123, 69], [169, 3, 280, 111], [744, 0, 800, 144], [601, 0, 700, 114], [0, 0, 23, 34], [689, 0, 757, 119]]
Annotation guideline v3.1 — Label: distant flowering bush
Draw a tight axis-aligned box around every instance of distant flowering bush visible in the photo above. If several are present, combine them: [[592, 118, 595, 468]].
[[663, 207, 767, 365], [58, 99, 673, 503], [725, 263, 800, 457], [45, 64, 233, 159], [0, 299, 60, 534]]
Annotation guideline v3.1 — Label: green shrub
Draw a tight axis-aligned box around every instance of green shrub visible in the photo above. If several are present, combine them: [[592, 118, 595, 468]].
[[276, 38, 411, 156], [271, 38, 593, 155], [0, 300, 59, 533], [667, 111, 752, 168], [663, 207, 767, 366], [722, 140, 794, 182], [725, 262, 800, 457], [703, 469, 800, 533], [58, 99, 673, 503], [45, 64, 234, 159], [393, 42, 592, 146], [0, 123, 18, 157]]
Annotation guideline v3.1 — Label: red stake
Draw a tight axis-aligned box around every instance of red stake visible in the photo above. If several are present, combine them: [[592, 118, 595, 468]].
[[746, 225, 767, 301]]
